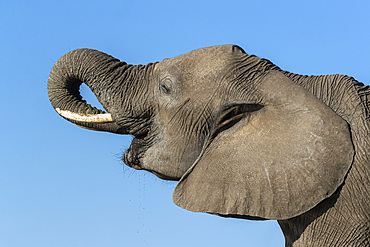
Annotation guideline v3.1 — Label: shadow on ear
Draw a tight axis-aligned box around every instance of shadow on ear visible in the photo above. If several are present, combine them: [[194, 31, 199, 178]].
[[173, 71, 354, 220]]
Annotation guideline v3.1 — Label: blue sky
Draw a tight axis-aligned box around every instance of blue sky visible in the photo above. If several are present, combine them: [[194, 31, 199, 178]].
[[0, 1, 369, 246]]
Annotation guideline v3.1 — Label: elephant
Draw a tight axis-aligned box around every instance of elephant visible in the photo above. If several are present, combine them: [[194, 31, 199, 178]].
[[48, 45, 369, 246]]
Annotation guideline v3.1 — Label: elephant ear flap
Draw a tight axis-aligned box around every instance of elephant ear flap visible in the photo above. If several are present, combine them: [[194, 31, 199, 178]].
[[173, 71, 354, 220]]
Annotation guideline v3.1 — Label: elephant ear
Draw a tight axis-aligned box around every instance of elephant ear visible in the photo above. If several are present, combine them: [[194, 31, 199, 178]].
[[173, 71, 354, 220]]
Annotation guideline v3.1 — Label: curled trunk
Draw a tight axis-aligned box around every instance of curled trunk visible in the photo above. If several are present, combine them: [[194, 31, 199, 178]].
[[48, 49, 141, 134]]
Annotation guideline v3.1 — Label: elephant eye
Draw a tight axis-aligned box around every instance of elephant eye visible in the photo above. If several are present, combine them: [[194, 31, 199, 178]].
[[160, 80, 171, 95], [160, 84, 170, 94]]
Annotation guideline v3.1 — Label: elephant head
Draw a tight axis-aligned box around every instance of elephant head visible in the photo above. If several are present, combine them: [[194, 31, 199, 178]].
[[49, 45, 368, 246]]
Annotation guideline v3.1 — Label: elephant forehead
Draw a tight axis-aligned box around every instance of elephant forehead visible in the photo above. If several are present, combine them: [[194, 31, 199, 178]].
[[159, 45, 241, 76]]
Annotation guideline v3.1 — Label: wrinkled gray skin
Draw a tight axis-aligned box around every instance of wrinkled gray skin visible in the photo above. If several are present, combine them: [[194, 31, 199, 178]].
[[48, 45, 369, 246]]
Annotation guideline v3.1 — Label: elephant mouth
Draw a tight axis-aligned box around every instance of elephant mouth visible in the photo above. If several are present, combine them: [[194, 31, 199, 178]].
[[122, 127, 153, 170], [122, 129, 178, 180]]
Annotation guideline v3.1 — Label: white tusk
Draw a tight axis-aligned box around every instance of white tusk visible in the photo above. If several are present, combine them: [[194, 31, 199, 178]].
[[56, 108, 113, 123]]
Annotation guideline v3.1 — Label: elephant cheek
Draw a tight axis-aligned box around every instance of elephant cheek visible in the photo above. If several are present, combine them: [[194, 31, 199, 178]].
[[142, 146, 174, 173], [143, 142, 201, 179]]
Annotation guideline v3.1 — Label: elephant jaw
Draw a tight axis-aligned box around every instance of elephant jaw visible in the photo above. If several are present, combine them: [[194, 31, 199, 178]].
[[123, 131, 180, 181], [123, 146, 178, 181]]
